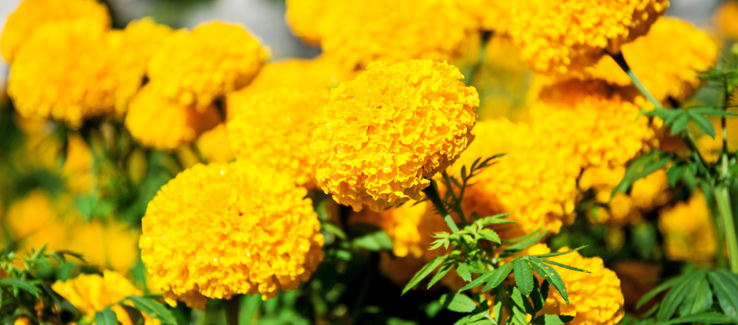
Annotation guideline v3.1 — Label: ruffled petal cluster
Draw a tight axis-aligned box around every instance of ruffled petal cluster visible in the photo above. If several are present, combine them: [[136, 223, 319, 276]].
[[311, 60, 478, 212], [227, 89, 329, 187], [125, 85, 220, 151], [0, 0, 110, 63], [298, 0, 478, 69], [456, 119, 580, 236], [581, 17, 718, 102], [530, 80, 657, 169], [148, 21, 268, 109], [530, 244, 625, 325], [139, 162, 324, 308], [658, 191, 717, 264], [284, 0, 326, 45], [507, 0, 669, 75], [52, 270, 160, 325], [8, 21, 140, 126]]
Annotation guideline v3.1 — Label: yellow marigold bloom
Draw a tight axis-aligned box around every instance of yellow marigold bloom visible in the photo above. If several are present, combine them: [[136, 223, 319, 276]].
[[526, 245, 625, 325], [311, 60, 478, 212], [228, 88, 329, 187], [0, 0, 111, 63], [62, 134, 94, 194], [8, 21, 141, 126], [715, 1, 738, 40], [456, 0, 513, 33], [582, 17, 717, 102], [196, 124, 233, 163], [6, 189, 58, 239], [52, 270, 161, 325], [457, 119, 580, 236], [125, 85, 220, 151], [140, 162, 324, 308], [148, 21, 268, 109], [284, 0, 326, 45], [67, 219, 140, 273], [531, 80, 657, 169], [507, 0, 669, 75], [316, 0, 478, 69], [658, 191, 717, 264]]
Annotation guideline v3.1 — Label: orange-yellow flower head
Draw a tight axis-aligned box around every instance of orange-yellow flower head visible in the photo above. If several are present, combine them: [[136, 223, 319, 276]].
[[311, 60, 478, 212], [0, 0, 111, 63], [658, 191, 717, 264], [125, 85, 220, 151], [284, 0, 326, 45], [507, 0, 669, 75], [315, 0, 478, 69], [582, 17, 717, 102], [457, 119, 580, 236], [196, 124, 234, 163], [455, 0, 514, 34], [8, 21, 142, 127], [52, 271, 161, 325], [227, 88, 329, 187], [140, 162, 324, 308], [530, 244, 625, 325], [715, 1, 738, 40], [148, 21, 268, 109], [530, 80, 657, 169]]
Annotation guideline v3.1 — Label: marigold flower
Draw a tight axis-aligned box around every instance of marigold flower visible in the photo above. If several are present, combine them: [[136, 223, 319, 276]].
[[139, 162, 324, 308], [67, 219, 140, 273], [315, 0, 478, 69], [456, 0, 514, 33], [507, 0, 669, 75], [196, 124, 234, 163], [582, 17, 717, 102], [658, 191, 717, 264], [6, 189, 60, 240], [284, 0, 326, 45], [148, 21, 268, 109], [62, 134, 93, 194], [311, 60, 478, 212], [715, 1, 738, 40], [530, 80, 657, 169], [0, 0, 110, 63], [125, 85, 220, 151], [52, 270, 161, 325], [456, 119, 580, 236], [531, 245, 625, 325], [228, 88, 328, 187]]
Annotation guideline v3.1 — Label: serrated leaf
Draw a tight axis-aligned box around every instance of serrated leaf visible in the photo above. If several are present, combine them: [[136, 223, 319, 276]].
[[690, 107, 738, 116], [482, 263, 514, 292], [679, 274, 713, 316], [636, 276, 681, 309], [479, 229, 501, 244], [456, 262, 472, 282], [403, 257, 445, 295], [94, 307, 119, 325], [656, 271, 706, 321], [665, 312, 738, 324], [531, 315, 575, 325], [666, 164, 687, 187], [688, 110, 716, 138], [441, 293, 477, 313], [0, 278, 41, 297], [708, 270, 738, 318], [459, 270, 496, 292], [353, 230, 393, 251], [539, 258, 590, 273], [510, 286, 530, 324], [513, 259, 534, 296], [530, 260, 569, 304], [127, 296, 177, 324], [428, 261, 454, 289], [530, 246, 586, 258]]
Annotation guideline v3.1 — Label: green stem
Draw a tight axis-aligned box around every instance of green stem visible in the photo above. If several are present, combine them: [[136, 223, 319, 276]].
[[225, 295, 241, 325], [610, 52, 662, 108], [423, 181, 459, 233], [715, 182, 738, 274]]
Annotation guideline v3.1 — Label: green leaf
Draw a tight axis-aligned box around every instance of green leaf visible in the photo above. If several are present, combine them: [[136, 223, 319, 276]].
[[531, 315, 575, 325], [475, 214, 514, 227], [539, 258, 590, 273], [708, 270, 738, 318], [679, 274, 713, 316], [428, 260, 454, 289], [93, 307, 119, 325], [478, 229, 501, 244], [459, 269, 495, 292], [403, 257, 445, 295], [530, 260, 569, 304], [513, 259, 534, 296], [440, 293, 477, 313], [670, 113, 690, 135], [126, 296, 177, 324], [0, 278, 41, 297], [690, 107, 738, 117], [353, 230, 393, 251], [665, 312, 738, 324], [321, 222, 346, 240], [530, 246, 586, 258], [613, 151, 671, 196], [666, 164, 687, 187], [482, 262, 514, 292], [688, 110, 716, 138], [636, 276, 681, 309], [453, 310, 488, 325], [530, 278, 545, 313], [510, 286, 530, 324], [656, 271, 706, 321], [456, 262, 472, 283]]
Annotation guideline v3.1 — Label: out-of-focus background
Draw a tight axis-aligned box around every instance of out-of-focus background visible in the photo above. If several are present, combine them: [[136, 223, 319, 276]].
[[0, 0, 723, 79]]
